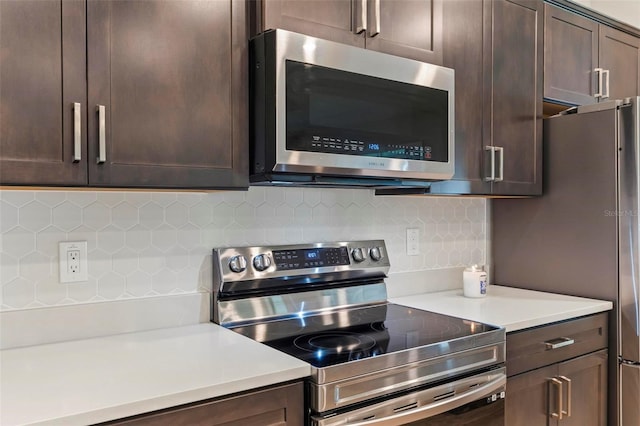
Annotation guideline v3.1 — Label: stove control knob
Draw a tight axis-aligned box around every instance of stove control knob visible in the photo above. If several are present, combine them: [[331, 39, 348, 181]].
[[253, 254, 272, 271], [370, 247, 383, 261], [228, 255, 247, 273], [351, 247, 366, 263]]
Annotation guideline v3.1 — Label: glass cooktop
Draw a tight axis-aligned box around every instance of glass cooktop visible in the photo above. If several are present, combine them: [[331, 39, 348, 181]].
[[230, 303, 499, 368]]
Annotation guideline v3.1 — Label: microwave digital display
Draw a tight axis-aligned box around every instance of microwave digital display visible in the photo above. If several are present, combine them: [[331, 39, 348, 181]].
[[285, 60, 449, 163]]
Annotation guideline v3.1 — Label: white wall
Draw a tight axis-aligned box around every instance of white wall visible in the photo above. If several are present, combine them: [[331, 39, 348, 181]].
[[0, 187, 487, 312], [570, 0, 640, 28]]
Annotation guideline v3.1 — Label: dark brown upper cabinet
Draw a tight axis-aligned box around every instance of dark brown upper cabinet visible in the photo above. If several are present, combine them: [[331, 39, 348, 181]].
[[429, 0, 542, 196], [599, 25, 640, 101], [0, 0, 87, 186], [544, 4, 640, 106], [544, 4, 599, 105], [487, 0, 543, 196], [1, 0, 248, 189], [257, 0, 443, 64]]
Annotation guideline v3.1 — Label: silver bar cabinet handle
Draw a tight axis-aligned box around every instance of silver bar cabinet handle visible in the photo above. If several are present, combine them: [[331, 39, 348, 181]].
[[559, 376, 572, 417], [549, 377, 563, 420], [603, 69, 610, 99], [495, 146, 504, 182], [484, 146, 496, 182], [96, 105, 106, 164], [594, 67, 603, 98], [368, 0, 380, 37], [544, 337, 575, 350], [73, 102, 81, 162], [352, 0, 367, 34]]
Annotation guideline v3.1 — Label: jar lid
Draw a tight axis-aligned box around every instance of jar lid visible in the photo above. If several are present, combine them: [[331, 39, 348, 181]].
[[465, 264, 485, 272]]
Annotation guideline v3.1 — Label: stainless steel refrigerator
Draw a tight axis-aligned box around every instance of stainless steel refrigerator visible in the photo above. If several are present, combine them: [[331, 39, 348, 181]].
[[492, 97, 640, 426]]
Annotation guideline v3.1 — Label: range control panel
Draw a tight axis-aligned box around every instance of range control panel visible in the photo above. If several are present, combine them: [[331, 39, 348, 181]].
[[273, 247, 350, 270], [214, 240, 390, 280]]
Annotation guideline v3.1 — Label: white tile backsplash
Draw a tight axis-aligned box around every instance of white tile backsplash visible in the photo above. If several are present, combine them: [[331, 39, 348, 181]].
[[0, 187, 487, 311]]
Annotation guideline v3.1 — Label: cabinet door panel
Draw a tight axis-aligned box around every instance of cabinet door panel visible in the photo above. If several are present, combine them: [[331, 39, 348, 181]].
[[429, 0, 490, 194], [558, 350, 607, 426], [87, 0, 248, 189], [365, 0, 443, 64], [0, 0, 87, 185], [505, 364, 557, 426], [108, 382, 303, 426], [599, 25, 640, 100], [261, 0, 364, 47], [544, 4, 599, 105], [488, 0, 543, 195]]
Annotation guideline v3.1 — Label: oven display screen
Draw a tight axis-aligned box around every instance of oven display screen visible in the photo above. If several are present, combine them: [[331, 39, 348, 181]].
[[273, 247, 350, 270], [305, 250, 320, 260]]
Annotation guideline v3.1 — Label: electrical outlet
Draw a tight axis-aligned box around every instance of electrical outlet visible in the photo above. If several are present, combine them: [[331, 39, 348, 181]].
[[59, 241, 88, 283], [406, 228, 420, 256]]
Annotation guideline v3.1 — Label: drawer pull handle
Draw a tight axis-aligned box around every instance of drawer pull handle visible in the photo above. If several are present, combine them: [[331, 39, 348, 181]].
[[559, 376, 572, 417], [544, 337, 575, 350], [549, 377, 563, 419]]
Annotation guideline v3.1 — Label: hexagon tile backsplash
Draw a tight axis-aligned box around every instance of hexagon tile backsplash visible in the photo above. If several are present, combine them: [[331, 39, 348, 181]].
[[0, 188, 486, 311]]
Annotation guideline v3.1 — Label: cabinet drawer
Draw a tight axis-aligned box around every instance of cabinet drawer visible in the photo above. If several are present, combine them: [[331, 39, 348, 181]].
[[506, 313, 607, 376]]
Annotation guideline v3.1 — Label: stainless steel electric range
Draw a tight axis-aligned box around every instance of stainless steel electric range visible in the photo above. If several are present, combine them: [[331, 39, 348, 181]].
[[212, 240, 506, 425]]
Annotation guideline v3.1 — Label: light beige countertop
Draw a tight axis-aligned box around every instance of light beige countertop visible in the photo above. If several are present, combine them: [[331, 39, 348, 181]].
[[1, 286, 613, 425], [0, 323, 310, 426], [390, 285, 613, 332]]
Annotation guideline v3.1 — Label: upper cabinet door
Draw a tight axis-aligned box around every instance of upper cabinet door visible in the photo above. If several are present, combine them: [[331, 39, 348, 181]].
[[544, 4, 599, 105], [260, 0, 365, 47], [488, 0, 543, 196], [0, 0, 87, 186], [364, 0, 443, 64], [599, 25, 640, 100], [87, 0, 248, 189], [429, 0, 490, 195]]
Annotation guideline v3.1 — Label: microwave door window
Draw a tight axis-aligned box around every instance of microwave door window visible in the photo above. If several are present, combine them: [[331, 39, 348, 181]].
[[285, 60, 448, 163]]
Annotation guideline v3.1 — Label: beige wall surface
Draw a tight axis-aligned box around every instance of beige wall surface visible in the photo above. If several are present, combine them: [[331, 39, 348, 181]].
[[0, 187, 487, 312]]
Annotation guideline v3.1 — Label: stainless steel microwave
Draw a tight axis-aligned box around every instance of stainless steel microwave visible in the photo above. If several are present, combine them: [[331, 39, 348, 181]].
[[250, 29, 455, 187]]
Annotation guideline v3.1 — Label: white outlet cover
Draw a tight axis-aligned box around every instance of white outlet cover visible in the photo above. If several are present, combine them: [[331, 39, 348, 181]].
[[59, 241, 88, 283], [406, 228, 420, 256]]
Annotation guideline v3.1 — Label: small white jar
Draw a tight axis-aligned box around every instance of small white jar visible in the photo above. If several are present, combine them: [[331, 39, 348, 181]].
[[463, 265, 487, 298]]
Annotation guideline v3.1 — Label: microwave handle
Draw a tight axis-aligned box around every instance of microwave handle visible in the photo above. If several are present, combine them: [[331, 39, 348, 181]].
[[352, 0, 367, 34]]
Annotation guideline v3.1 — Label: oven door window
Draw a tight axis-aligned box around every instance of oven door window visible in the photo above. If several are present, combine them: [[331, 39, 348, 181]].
[[285, 60, 449, 163]]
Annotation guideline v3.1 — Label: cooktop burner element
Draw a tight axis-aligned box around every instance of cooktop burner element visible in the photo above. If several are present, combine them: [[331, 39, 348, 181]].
[[231, 303, 498, 368], [211, 240, 506, 418]]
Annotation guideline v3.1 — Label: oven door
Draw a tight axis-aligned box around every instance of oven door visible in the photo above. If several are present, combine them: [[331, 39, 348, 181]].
[[311, 368, 505, 426]]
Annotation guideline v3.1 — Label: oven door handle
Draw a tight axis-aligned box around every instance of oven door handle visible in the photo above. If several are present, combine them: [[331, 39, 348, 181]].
[[313, 372, 505, 426]]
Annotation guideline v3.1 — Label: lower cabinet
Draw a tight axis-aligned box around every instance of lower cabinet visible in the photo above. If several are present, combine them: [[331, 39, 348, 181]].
[[505, 313, 608, 426], [103, 381, 304, 426], [506, 350, 607, 426]]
